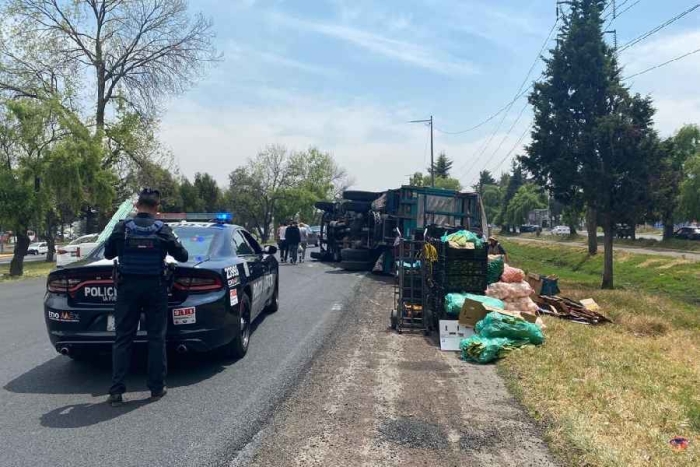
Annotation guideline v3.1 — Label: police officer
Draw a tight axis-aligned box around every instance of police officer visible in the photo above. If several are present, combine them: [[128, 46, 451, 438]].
[[104, 188, 189, 407]]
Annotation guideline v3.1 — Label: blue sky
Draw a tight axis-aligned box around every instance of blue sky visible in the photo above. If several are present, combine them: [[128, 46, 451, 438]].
[[161, 0, 700, 191]]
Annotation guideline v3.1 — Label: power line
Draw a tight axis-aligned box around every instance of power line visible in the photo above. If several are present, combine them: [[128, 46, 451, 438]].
[[623, 45, 700, 80], [604, 0, 641, 29], [434, 86, 531, 135], [437, 18, 558, 138], [454, 19, 559, 182], [618, 4, 700, 52], [486, 121, 533, 180]]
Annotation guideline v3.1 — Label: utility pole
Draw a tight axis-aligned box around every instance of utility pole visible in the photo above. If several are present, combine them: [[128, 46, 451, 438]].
[[409, 116, 434, 187]]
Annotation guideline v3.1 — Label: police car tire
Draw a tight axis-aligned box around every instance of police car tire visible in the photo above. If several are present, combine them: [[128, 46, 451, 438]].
[[341, 248, 371, 262], [265, 277, 279, 313], [342, 190, 381, 202], [342, 201, 372, 213], [228, 294, 251, 359], [340, 260, 371, 271]]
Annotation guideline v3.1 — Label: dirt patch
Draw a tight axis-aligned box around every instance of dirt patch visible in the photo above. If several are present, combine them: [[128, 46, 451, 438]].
[[243, 277, 558, 466]]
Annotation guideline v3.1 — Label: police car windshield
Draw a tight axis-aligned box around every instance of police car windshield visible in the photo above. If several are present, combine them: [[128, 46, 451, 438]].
[[173, 227, 218, 258]]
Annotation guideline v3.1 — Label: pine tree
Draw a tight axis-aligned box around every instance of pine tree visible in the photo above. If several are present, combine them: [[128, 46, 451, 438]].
[[522, 0, 658, 289], [429, 152, 453, 178]]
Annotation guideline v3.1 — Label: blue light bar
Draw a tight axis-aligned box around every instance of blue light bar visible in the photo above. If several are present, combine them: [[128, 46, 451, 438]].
[[215, 212, 233, 222]]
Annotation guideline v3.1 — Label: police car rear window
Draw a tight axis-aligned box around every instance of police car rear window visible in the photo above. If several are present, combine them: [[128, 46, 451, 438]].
[[173, 228, 218, 258]]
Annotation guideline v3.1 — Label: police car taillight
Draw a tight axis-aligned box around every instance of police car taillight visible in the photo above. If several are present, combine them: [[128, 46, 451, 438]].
[[173, 273, 222, 292], [47, 276, 81, 293]]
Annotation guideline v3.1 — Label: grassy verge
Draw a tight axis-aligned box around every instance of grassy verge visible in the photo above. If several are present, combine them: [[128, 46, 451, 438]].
[[507, 231, 700, 253], [0, 260, 54, 282], [497, 240, 700, 466]]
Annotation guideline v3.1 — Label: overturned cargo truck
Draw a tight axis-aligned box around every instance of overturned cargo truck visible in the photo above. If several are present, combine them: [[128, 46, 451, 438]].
[[311, 186, 488, 272]]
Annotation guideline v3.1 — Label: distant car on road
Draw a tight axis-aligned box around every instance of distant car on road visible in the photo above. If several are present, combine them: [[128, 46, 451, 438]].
[[26, 242, 48, 255], [673, 227, 700, 241], [519, 224, 539, 233], [56, 234, 100, 267], [551, 225, 571, 236], [308, 225, 320, 247], [44, 221, 279, 361]]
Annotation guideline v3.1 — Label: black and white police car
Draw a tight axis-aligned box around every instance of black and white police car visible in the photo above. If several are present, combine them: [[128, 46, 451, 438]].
[[44, 214, 279, 360]]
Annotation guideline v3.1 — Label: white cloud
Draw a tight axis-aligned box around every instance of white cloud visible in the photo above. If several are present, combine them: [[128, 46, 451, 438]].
[[160, 89, 528, 191], [268, 12, 479, 76]]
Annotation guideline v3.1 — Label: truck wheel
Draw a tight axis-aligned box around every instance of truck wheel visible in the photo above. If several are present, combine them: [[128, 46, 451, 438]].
[[342, 201, 372, 213], [340, 260, 370, 271], [341, 248, 371, 262], [343, 190, 381, 202]]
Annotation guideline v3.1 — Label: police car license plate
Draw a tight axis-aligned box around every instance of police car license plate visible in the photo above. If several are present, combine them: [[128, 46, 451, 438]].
[[106, 314, 142, 332]]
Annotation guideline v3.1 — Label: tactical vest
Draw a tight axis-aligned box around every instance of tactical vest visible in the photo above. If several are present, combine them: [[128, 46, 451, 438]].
[[119, 220, 165, 275]]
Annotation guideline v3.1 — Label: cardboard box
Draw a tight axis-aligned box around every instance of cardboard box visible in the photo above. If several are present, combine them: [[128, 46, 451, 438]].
[[459, 298, 502, 327], [527, 273, 544, 296], [439, 320, 475, 351]]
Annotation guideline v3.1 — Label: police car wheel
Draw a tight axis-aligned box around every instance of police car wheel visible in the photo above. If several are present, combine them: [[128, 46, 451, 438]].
[[265, 277, 279, 313], [227, 294, 251, 359]]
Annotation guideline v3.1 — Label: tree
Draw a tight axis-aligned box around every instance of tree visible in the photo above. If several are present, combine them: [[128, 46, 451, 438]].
[[409, 172, 461, 190], [505, 184, 547, 226], [680, 154, 700, 222], [0, 97, 114, 274], [523, 0, 656, 289], [3, 0, 219, 131], [481, 184, 501, 224], [496, 161, 523, 232], [651, 125, 700, 239], [472, 170, 497, 194], [179, 177, 203, 212], [429, 151, 453, 178], [193, 172, 220, 212]]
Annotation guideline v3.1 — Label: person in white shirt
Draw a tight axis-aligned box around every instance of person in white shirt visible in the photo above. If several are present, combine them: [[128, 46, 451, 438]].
[[298, 222, 310, 263], [277, 221, 288, 263]]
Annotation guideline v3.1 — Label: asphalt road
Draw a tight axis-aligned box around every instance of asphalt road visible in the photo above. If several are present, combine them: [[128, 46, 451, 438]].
[[0, 252, 365, 467], [0, 254, 49, 265]]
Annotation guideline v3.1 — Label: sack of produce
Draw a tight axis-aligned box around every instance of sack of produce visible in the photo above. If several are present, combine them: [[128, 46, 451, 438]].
[[501, 264, 525, 283], [444, 293, 468, 315], [475, 311, 544, 345], [485, 281, 534, 300], [441, 230, 485, 249], [504, 297, 539, 313], [459, 335, 521, 364], [487, 256, 505, 284]]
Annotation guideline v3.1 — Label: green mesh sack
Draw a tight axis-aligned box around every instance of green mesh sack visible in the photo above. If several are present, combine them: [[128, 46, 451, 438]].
[[475, 312, 544, 345], [444, 293, 468, 315], [459, 335, 521, 364], [487, 256, 505, 284]]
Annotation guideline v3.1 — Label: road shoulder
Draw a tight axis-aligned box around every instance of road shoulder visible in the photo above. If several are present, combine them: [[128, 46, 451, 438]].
[[239, 275, 558, 466]]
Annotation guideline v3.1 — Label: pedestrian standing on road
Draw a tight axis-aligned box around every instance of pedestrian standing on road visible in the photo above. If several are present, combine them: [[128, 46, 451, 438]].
[[277, 221, 288, 263], [104, 188, 189, 407], [285, 221, 301, 265], [487, 236, 508, 263], [298, 222, 310, 263]]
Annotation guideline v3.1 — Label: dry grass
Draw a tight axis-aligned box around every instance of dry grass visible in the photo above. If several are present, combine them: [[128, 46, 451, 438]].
[[498, 243, 700, 467]]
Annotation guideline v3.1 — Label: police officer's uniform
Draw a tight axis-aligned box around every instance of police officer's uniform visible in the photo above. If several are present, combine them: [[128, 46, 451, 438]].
[[104, 204, 188, 401]]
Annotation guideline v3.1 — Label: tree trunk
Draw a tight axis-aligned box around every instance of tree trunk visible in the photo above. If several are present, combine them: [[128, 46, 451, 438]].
[[630, 224, 637, 241], [568, 219, 577, 236], [45, 212, 55, 262], [96, 60, 107, 132], [601, 215, 614, 289], [9, 233, 30, 276], [662, 217, 674, 241], [586, 207, 598, 255]]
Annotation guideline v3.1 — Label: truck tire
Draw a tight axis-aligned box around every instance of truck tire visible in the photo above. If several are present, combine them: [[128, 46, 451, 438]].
[[343, 200, 371, 213], [343, 190, 381, 202], [340, 260, 371, 271], [341, 248, 371, 262]]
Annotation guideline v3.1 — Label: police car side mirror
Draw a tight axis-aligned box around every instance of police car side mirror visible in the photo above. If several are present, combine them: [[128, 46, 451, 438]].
[[263, 245, 277, 255]]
